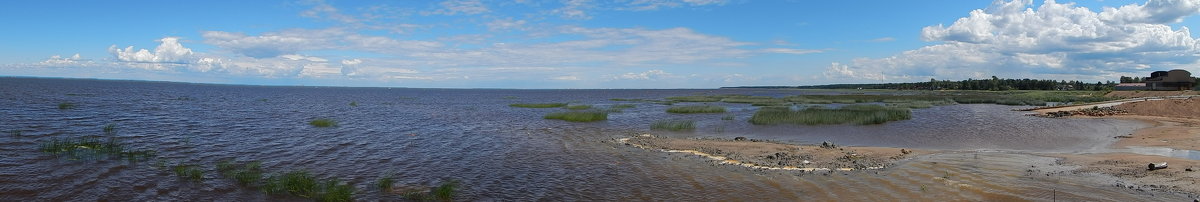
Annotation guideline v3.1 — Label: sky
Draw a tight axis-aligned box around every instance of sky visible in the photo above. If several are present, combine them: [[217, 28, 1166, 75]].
[[1, 0, 1199, 89]]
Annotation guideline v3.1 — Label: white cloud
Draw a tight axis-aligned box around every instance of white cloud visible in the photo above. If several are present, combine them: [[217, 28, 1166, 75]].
[[280, 54, 329, 62], [626, 0, 728, 10], [202, 29, 343, 58], [554, 0, 595, 19], [486, 18, 527, 31], [870, 37, 895, 42], [39, 54, 86, 66], [108, 37, 194, 64], [827, 0, 1200, 82], [552, 75, 581, 80]]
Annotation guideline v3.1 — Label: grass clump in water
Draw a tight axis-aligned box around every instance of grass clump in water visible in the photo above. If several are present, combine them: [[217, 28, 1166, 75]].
[[57, 102, 76, 110], [173, 164, 204, 182], [310, 119, 338, 127], [217, 160, 264, 186], [377, 175, 395, 193], [544, 111, 608, 122], [262, 170, 354, 202], [651, 120, 696, 131], [349, 101, 358, 107], [404, 180, 460, 201], [509, 103, 568, 108], [666, 105, 726, 113], [564, 105, 592, 110], [750, 105, 911, 125], [102, 124, 116, 134], [39, 136, 155, 161]]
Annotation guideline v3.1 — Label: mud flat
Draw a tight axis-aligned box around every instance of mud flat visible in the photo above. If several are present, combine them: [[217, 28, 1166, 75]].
[[620, 135, 918, 171], [1044, 97, 1200, 197]]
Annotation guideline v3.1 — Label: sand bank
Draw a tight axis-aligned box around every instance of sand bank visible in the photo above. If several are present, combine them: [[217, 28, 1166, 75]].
[[619, 135, 919, 172]]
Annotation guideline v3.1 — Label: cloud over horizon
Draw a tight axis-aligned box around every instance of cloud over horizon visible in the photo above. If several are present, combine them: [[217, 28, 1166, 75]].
[[825, 0, 1200, 83]]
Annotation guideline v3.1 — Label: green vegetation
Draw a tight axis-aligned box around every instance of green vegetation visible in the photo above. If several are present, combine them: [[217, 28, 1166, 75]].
[[8, 130, 19, 137], [39, 136, 156, 161], [666, 105, 727, 113], [750, 105, 912, 125], [57, 102, 76, 110], [544, 111, 608, 122], [565, 105, 593, 110], [310, 119, 338, 127], [217, 160, 264, 186], [666, 95, 725, 102], [404, 180, 459, 201], [509, 103, 568, 108], [651, 120, 696, 131], [377, 175, 395, 193], [262, 170, 355, 202], [502, 96, 519, 99], [173, 165, 204, 182], [789, 76, 1114, 91], [349, 101, 358, 107], [102, 124, 116, 134]]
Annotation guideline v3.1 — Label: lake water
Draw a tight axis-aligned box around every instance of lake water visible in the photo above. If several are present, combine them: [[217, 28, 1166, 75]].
[[0, 77, 1172, 201]]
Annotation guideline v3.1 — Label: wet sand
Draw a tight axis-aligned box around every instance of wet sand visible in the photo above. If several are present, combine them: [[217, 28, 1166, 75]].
[[1039, 97, 1200, 197], [620, 135, 919, 171]]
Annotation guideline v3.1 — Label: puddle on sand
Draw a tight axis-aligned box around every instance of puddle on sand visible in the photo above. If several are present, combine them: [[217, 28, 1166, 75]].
[[1123, 146, 1200, 160]]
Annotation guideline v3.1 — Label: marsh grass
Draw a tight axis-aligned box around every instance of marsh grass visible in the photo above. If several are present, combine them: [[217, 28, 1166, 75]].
[[377, 175, 395, 193], [750, 105, 911, 125], [651, 120, 695, 131], [173, 165, 204, 182], [262, 170, 354, 202], [217, 160, 264, 186], [612, 98, 677, 105], [404, 180, 459, 201], [349, 101, 358, 107], [502, 96, 519, 99], [544, 111, 608, 122], [310, 119, 338, 127], [102, 124, 116, 134], [9, 130, 20, 137], [666, 105, 726, 113], [565, 105, 592, 110], [509, 103, 568, 108], [39, 136, 156, 161], [57, 102, 76, 110]]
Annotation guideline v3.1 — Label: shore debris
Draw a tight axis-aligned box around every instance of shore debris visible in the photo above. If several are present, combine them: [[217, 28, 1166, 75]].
[[1033, 106, 1128, 118], [1148, 162, 1168, 170]]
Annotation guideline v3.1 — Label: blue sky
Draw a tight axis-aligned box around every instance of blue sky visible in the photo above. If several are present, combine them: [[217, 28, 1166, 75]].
[[2, 0, 1199, 88]]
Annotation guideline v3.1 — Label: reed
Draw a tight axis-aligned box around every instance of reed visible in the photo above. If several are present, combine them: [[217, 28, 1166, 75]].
[[377, 176, 395, 193], [509, 103, 568, 108], [318, 179, 354, 202], [750, 105, 911, 125], [39, 136, 155, 161], [173, 165, 204, 182], [310, 119, 338, 127], [217, 160, 264, 186], [651, 120, 695, 131], [349, 101, 358, 107], [544, 111, 608, 122], [405, 180, 460, 201], [102, 124, 116, 134], [57, 102, 76, 110], [666, 105, 726, 113]]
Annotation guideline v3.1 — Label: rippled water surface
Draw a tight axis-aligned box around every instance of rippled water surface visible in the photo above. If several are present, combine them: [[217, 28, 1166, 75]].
[[0, 78, 1179, 201]]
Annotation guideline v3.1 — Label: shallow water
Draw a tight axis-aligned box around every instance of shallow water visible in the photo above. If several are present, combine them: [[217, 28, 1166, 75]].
[[0, 77, 1178, 200]]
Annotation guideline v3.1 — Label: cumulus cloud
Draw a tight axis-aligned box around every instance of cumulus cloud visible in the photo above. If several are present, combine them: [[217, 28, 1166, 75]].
[[202, 29, 343, 58], [827, 0, 1200, 82], [108, 37, 194, 64], [39, 54, 87, 66]]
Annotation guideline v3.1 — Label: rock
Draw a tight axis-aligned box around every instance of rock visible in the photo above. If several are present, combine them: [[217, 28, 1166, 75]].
[[1186, 168, 1193, 172], [733, 136, 747, 141], [1148, 162, 1168, 170]]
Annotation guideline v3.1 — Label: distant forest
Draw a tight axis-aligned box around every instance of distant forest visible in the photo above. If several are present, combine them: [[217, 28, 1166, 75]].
[[730, 76, 1198, 91]]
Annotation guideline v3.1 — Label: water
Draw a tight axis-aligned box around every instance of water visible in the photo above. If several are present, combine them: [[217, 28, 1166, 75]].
[[0, 77, 1181, 201]]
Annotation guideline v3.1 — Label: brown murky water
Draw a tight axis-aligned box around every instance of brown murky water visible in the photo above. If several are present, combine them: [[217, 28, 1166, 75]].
[[0, 77, 1185, 201]]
